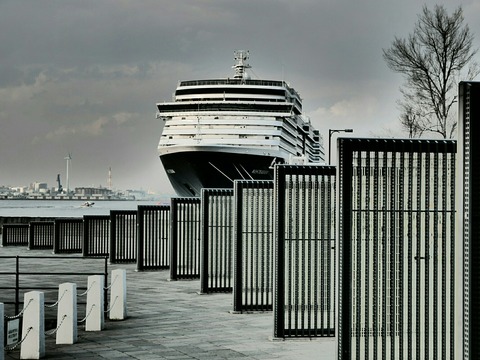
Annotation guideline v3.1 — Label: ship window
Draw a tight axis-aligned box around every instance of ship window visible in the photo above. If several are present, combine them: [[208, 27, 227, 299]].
[[265, 136, 270, 139]]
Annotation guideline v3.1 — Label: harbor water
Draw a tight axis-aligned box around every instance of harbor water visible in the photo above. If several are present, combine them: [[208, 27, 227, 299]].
[[0, 199, 164, 218]]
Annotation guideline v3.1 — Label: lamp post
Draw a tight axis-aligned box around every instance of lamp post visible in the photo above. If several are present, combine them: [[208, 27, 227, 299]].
[[328, 129, 353, 164]]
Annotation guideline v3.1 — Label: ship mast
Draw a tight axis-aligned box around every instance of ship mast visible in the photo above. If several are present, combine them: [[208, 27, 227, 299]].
[[232, 50, 251, 79]]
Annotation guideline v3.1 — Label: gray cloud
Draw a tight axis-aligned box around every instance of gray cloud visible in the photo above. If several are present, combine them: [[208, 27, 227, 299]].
[[0, 0, 478, 193]]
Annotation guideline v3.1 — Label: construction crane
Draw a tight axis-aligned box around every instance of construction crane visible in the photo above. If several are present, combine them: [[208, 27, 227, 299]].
[[56, 174, 63, 193]]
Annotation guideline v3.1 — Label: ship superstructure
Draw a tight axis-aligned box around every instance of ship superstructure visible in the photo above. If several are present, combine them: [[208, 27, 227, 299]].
[[157, 50, 324, 196]]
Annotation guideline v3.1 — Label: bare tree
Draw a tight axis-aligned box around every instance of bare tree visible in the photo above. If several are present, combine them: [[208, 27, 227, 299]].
[[383, 5, 479, 139]]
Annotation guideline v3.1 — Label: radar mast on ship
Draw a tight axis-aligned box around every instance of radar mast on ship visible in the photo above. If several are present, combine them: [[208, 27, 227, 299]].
[[232, 50, 251, 79]]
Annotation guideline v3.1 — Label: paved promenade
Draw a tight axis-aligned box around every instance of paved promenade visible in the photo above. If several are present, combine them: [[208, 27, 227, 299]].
[[1, 245, 335, 359]]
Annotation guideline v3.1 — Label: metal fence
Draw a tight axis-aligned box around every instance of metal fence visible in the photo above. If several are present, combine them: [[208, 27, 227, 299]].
[[83, 215, 110, 257], [274, 165, 336, 338], [29, 221, 54, 250], [459, 81, 480, 360], [137, 205, 171, 271], [109, 210, 137, 264], [233, 180, 274, 312], [170, 197, 201, 280], [1, 224, 29, 246], [53, 218, 83, 254], [200, 189, 234, 294], [337, 138, 456, 360]]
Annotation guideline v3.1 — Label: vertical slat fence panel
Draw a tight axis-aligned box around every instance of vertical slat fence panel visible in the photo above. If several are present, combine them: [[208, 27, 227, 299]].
[[109, 210, 137, 264], [170, 197, 201, 280], [29, 221, 54, 250], [1, 224, 29, 246], [337, 138, 456, 360], [233, 180, 274, 312], [137, 205, 170, 271], [83, 215, 110, 257], [200, 189, 234, 293], [459, 81, 480, 360], [53, 218, 83, 254], [274, 164, 336, 338]]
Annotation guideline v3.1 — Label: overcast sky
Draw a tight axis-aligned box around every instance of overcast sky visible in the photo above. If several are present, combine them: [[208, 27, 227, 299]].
[[1, 0, 479, 194]]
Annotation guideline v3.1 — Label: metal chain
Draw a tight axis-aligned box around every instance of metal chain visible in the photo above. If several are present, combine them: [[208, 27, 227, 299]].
[[78, 304, 95, 323], [4, 326, 33, 351], [45, 314, 67, 336], [45, 288, 68, 308], [77, 280, 96, 297], [104, 295, 118, 313], [4, 298, 34, 320], [104, 274, 119, 290]]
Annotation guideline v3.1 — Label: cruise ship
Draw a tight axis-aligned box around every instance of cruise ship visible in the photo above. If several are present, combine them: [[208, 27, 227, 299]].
[[156, 50, 325, 197]]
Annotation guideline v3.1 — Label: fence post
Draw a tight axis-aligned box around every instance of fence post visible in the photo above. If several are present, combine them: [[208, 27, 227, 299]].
[[0, 303, 4, 360], [85, 275, 104, 331], [56, 283, 77, 344], [109, 269, 127, 320], [20, 291, 45, 359]]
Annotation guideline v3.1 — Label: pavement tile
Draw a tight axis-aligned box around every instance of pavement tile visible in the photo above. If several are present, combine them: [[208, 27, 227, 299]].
[[1, 245, 335, 359]]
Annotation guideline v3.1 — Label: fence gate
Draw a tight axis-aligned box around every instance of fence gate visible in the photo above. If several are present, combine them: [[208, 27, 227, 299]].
[[233, 180, 274, 312], [83, 215, 110, 257], [137, 205, 170, 271], [337, 138, 456, 360], [110, 210, 137, 264], [54, 218, 83, 254], [170, 197, 201, 280], [200, 189, 234, 294], [29, 221, 54, 250], [274, 165, 336, 338]]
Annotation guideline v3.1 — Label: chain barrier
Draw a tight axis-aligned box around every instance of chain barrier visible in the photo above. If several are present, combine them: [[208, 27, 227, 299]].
[[45, 314, 67, 337], [104, 295, 118, 313], [77, 280, 96, 297], [3, 298, 34, 320], [78, 304, 95, 323], [44, 288, 68, 308], [104, 274, 118, 290], [4, 326, 33, 351]]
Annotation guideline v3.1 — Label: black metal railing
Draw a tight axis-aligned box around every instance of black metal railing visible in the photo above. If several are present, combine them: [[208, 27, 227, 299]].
[[274, 165, 336, 338], [137, 205, 171, 271], [53, 218, 83, 254], [109, 210, 137, 264], [337, 138, 456, 359], [29, 221, 54, 250], [0, 255, 108, 315], [200, 188, 234, 293], [170, 197, 201, 280], [1, 224, 29, 246], [233, 180, 274, 312], [83, 215, 110, 257]]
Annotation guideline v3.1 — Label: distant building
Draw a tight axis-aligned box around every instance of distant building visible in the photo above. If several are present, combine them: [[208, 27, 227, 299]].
[[75, 187, 113, 197], [32, 182, 48, 192]]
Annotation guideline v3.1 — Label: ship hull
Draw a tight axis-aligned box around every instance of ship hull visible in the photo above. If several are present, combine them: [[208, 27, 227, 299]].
[[160, 151, 282, 197]]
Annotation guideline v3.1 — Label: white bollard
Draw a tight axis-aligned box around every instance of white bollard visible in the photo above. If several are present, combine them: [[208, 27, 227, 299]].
[[20, 291, 45, 360], [109, 269, 127, 320], [85, 275, 104, 331], [0, 303, 4, 360], [56, 283, 77, 344]]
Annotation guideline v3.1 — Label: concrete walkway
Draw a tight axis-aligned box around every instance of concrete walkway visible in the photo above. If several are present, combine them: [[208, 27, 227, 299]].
[[1, 245, 335, 359]]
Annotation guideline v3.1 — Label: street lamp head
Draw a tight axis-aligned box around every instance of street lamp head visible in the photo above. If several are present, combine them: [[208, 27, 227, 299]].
[[344, 129, 353, 133]]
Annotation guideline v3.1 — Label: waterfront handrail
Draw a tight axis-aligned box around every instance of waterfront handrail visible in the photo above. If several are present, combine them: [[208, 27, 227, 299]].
[[0, 255, 108, 315]]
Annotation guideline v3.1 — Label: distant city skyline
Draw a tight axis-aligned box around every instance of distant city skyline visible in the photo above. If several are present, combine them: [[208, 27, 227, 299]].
[[0, 1, 478, 194]]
